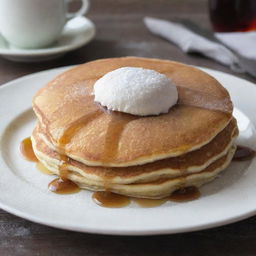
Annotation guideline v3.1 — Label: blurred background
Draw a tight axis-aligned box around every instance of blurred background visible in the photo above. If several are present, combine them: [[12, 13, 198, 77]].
[[0, 0, 255, 85]]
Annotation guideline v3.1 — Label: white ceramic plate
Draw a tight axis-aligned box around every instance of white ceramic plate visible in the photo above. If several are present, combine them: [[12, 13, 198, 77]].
[[0, 66, 255, 235], [0, 17, 95, 62]]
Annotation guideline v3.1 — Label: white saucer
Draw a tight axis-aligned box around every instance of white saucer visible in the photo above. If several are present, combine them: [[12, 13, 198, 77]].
[[0, 66, 255, 235], [0, 17, 95, 62]]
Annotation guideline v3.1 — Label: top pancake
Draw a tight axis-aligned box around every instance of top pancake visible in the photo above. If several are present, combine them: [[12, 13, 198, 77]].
[[32, 57, 233, 167]]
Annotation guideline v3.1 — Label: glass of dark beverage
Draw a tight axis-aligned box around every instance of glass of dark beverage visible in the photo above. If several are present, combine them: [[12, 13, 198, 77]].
[[209, 0, 256, 32]]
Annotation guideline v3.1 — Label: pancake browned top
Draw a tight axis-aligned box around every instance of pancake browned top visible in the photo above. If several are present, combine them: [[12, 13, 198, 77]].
[[32, 57, 233, 167]]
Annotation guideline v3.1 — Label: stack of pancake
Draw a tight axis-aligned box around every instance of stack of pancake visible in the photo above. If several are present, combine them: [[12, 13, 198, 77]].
[[31, 57, 238, 199]]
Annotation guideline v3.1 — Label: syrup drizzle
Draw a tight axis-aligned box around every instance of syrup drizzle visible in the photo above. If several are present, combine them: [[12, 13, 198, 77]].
[[20, 137, 38, 162], [48, 150, 81, 194], [233, 145, 256, 161], [102, 112, 137, 161], [48, 153, 81, 195], [58, 154, 70, 179], [58, 109, 103, 146], [20, 137, 81, 194]]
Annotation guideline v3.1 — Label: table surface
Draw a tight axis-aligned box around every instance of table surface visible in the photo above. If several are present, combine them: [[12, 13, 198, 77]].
[[1, 0, 255, 255]]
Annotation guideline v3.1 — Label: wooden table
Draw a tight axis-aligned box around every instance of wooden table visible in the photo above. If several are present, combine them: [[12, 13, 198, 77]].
[[0, 0, 255, 255]]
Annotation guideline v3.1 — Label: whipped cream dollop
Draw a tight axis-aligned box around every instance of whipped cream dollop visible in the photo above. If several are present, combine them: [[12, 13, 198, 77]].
[[93, 67, 178, 116]]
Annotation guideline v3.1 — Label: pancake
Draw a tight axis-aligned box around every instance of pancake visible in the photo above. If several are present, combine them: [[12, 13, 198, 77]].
[[33, 139, 236, 199], [32, 57, 233, 167], [32, 118, 238, 184], [76, 147, 236, 199]]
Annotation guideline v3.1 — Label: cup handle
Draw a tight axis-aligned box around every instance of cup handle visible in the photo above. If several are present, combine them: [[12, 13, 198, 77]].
[[65, 0, 90, 20]]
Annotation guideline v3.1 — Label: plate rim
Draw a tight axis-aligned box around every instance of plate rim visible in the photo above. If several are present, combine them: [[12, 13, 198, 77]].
[[0, 199, 256, 236]]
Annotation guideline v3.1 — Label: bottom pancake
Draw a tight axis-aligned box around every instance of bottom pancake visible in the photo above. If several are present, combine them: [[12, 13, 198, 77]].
[[34, 141, 236, 199], [73, 146, 235, 199]]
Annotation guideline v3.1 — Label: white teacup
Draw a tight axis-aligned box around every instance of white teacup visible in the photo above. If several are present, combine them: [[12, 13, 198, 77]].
[[0, 0, 90, 49]]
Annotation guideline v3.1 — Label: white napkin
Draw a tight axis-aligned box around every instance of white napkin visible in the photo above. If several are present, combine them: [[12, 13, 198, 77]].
[[215, 32, 256, 60], [144, 17, 248, 73]]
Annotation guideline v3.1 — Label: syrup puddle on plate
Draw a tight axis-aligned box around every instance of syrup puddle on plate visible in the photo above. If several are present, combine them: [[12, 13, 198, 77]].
[[92, 191, 131, 208], [232, 145, 256, 161], [48, 178, 81, 194], [91, 186, 201, 208]]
